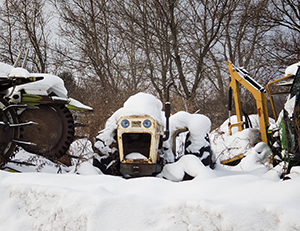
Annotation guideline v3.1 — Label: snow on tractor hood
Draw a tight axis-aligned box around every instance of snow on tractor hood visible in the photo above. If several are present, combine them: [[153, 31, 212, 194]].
[[123, 92, 165, 124]]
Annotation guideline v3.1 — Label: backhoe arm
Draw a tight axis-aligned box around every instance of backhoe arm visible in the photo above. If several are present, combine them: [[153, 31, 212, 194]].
[[227, 61, 269, 144]]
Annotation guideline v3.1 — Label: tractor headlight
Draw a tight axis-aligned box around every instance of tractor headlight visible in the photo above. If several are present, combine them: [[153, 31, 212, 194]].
[[143, 119, 152, 128], [121, 119, 130, 128]]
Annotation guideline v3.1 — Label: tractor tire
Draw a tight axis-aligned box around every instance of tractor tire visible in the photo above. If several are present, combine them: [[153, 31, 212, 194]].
[[0, 98, 19, 166], [19, 104, 75, 161]]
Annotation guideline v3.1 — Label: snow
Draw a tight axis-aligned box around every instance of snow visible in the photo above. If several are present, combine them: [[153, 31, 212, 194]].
[[68, 97, 93, 111], [285, 62, 300, 76], [284, 95, 296, 118], [125, 152, 148, 160], [158, 155, 216, 181], [8, 67, 30, 78], [0, 61, 92, 110], [1, 158, 300, 230], [168, 111, 211, 154], [12, 73, 68, 98], [123, 92, 165, 125], [0, 62, 14, 76]]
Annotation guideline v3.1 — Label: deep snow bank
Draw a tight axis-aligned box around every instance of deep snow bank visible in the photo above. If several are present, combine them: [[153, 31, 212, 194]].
[[1, 167, 300, 231]]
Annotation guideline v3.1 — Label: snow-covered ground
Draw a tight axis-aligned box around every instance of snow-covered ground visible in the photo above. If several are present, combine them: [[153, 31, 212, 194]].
[[1, 154, 300, 231]]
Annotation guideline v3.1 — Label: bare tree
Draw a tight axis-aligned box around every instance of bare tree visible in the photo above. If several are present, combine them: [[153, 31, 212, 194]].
[[0, 0, 50, 72], [268, 0, 300, 64], [114, 0, 173, 101], [192, 0, 282, 127], [0, 0, 20, 64], [51, 0, 123, 91], [114, 0, 239, 111], [51, 0, 140, 137], [270, 0, 300, 32]]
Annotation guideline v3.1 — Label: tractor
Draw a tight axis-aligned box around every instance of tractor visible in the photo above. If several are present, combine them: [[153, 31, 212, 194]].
[[93, 88, 214, 177]]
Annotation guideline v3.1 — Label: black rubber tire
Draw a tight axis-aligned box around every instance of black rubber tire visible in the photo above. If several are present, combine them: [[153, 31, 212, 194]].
[[19, 104, 75, 161], [0, 98, 19, 166]]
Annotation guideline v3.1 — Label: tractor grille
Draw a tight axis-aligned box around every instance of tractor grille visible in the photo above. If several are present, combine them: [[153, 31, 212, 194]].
[[122, 133, 151, 159]]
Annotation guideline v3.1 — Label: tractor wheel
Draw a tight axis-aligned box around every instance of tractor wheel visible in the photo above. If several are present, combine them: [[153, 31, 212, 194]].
[[19, 104, 75, 161], [0, 98, 19, 166]]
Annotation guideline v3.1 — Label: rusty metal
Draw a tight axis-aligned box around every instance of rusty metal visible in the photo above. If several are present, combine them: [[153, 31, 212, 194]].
[[19, 104, 75, 160], [162, 82, 173, 141], [172, 127, 189, 155]]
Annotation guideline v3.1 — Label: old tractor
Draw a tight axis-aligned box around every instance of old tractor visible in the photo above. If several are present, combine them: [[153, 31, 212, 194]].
[[93, 87, 214, 178]]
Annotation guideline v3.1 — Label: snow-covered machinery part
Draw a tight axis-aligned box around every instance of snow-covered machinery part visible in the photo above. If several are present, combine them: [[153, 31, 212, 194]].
[[117, 115, 164, 177], [0, 97, 19, 166], [226, 60, 300, 175], [93, 92, 170, 177], [0, 61, 93, 164], [273, 64, 300, 174], [169, 111, 214, 169], [93, 91, 214, 178], [0, 74, 43, 166]]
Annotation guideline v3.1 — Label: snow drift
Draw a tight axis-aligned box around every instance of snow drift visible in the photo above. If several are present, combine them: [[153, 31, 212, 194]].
[[1, 162, 300, 231]]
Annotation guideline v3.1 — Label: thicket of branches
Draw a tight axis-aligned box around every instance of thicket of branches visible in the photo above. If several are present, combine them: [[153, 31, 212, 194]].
[[0, 0, 299, 137]]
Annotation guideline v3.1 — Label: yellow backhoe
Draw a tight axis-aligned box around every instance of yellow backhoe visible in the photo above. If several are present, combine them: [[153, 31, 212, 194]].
[[224, 61, 300, 173]]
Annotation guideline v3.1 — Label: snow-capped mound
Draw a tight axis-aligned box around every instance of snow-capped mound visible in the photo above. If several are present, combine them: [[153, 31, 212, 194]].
[[169, 111, 211, 153], [162, 111, 213, 164], [8, 67, 30, 78], [123, 92, 165, 124], [0, 62, 68, 99], [210, 115, 275, 164], [159, 154, 216, 181]]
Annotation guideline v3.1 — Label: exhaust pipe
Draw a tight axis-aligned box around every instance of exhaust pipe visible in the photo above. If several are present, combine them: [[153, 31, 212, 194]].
[[162, 83, 173, 141]]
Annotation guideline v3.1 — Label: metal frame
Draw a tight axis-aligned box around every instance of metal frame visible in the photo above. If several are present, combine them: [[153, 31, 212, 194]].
[[227, 61, 269, 143]]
